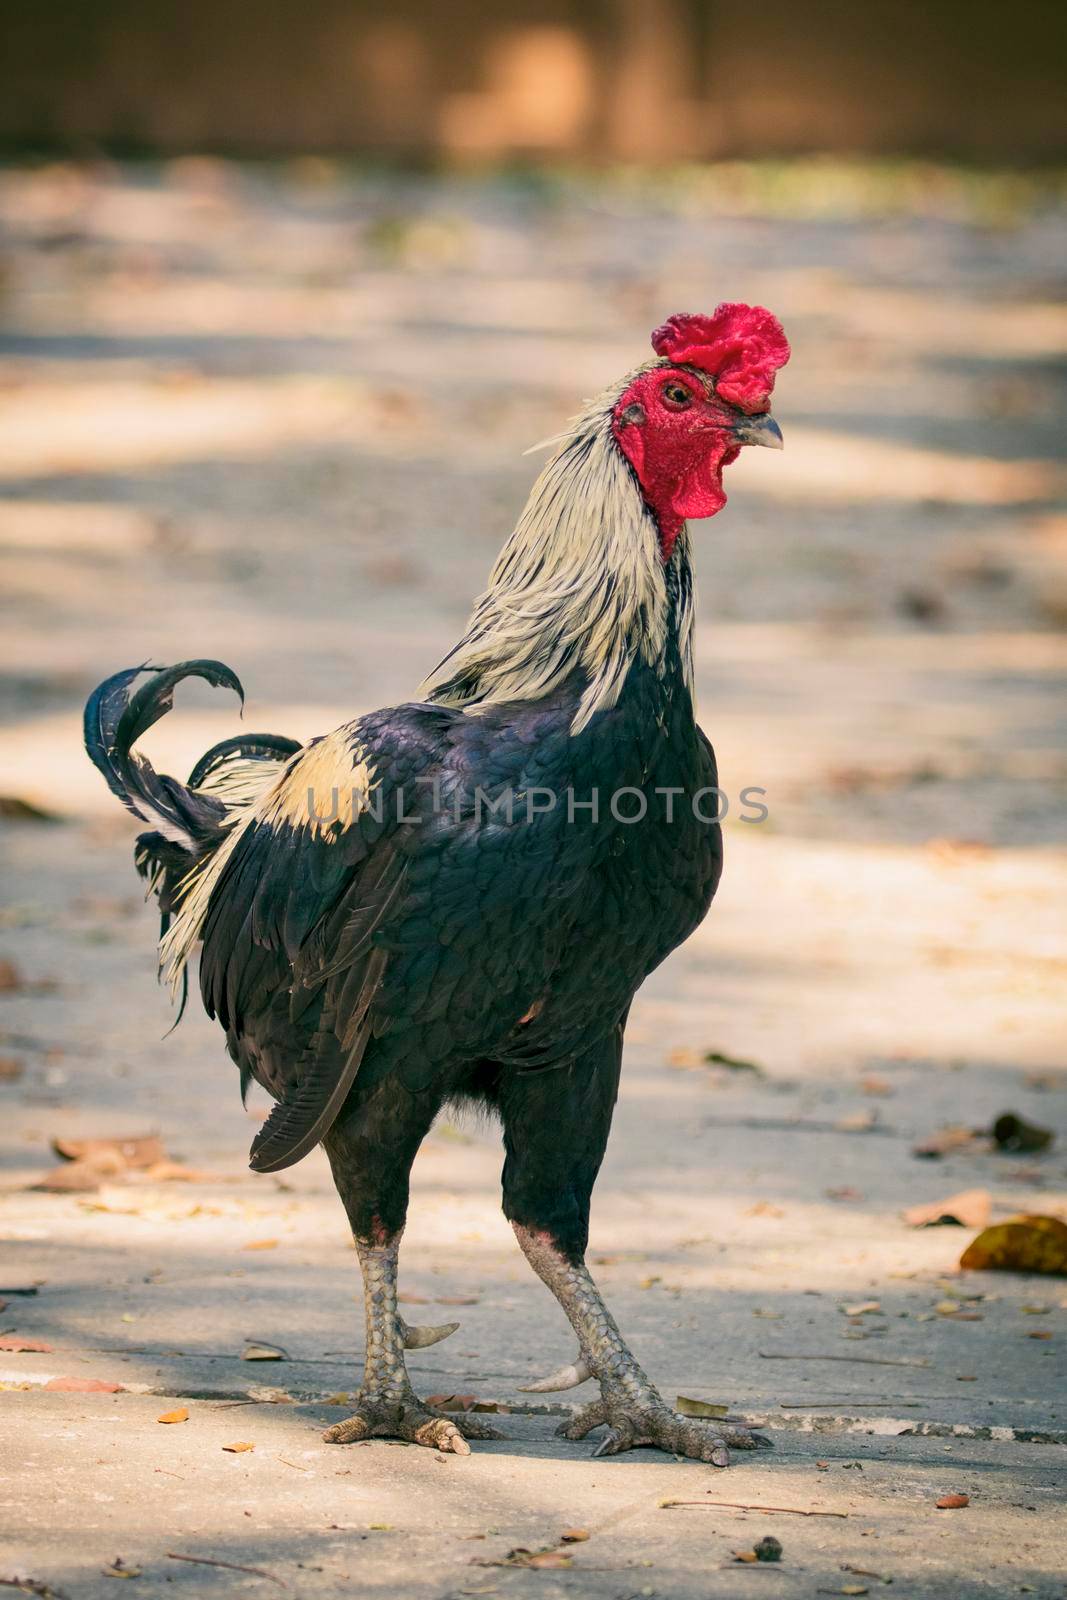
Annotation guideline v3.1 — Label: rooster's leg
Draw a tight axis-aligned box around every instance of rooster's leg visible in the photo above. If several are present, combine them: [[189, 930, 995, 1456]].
[[321, 1078, 504, 1452], [501, 1033, 768, 1465], [322, 1231, 502, 1451], [512, 1224, 765, 1462]]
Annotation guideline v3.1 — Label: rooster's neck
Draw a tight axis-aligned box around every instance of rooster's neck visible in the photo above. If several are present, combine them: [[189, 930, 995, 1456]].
[[420, 386, 696, 734]]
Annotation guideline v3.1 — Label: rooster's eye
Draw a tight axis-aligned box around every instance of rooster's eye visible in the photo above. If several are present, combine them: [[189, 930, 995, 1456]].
[[661, 382, 693, 411]]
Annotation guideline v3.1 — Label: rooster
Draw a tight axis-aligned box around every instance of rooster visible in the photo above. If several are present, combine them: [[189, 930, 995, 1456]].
[[85, 304, 789, 1463]]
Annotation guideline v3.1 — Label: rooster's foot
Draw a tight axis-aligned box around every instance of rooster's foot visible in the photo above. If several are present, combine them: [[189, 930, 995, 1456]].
[[556, 1397, 770, 1465], [323, 1395, 505, 1453]]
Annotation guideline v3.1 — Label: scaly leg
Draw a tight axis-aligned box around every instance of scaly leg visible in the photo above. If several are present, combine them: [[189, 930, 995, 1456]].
[[323, 1230, 503, 1452], [500, 1031, 768, 1465], [321, 1068, 503, 1452], [513, 1224, 764, 1462]]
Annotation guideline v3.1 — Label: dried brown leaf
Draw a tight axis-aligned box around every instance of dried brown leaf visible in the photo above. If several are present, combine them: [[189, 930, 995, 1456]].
[[33, 1134, 209, 1194], [676, 1395, 729, 1418], [904, 1189, 991, 1229], [936, 1493, 969, 1509], [157, 1406, 189, 1424], [222, 1441, 254, 1453], [842, 1564, 892, 1583], [960, 1215, 1067, 1276], [241, 1342, 287, 1361], [913, 1126, 980, 1159], [991, 1113, 1054, 1154], [481, 1548, 573, 1571], [53, 1134, 165, 1168], [103, 1559, 142, 1580], [0, 1336, 52, 1352], [242, 1239, 279, 1251], [31, 1159, 119, 1192]]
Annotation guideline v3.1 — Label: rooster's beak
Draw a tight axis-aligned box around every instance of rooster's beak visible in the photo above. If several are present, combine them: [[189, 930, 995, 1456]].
[[733, 414, 783, 450]]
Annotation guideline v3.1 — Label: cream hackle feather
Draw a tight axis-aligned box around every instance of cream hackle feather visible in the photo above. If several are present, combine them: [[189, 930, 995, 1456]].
[[419, 376, 695, 735]]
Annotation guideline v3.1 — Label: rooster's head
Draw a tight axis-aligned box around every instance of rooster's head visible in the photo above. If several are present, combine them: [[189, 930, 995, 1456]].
[[423, 301, 789, 730], [613, 304, 790, 559]]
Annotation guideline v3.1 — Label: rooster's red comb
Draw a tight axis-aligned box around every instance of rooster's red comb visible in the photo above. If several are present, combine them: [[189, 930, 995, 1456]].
[[651, 304, 790, 414]]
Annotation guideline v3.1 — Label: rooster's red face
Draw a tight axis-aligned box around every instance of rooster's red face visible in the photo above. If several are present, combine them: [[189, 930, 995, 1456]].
[[611, 304, 790, 558]]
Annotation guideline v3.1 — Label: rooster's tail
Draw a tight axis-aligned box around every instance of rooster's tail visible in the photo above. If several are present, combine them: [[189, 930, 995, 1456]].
[[84, 662, 299, 1013], [84, 661, 250, 849]]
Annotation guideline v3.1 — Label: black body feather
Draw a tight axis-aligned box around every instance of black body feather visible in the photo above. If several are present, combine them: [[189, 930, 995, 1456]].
[[85, 528, 721, 1260]]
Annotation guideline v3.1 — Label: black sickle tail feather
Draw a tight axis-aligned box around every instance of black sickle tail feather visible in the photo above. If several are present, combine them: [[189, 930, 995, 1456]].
[[186, 731, 301, 789], [84, 660, 245, 848], [85, 662, 300, 1030]]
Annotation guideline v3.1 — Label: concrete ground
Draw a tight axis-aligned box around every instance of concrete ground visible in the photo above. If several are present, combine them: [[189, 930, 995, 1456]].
[[1, 161, 1066, 1597]]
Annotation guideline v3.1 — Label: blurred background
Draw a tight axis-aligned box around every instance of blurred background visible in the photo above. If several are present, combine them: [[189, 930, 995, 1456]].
[[2, 0, 1065, 162], [0, 3, 1064, 1225]]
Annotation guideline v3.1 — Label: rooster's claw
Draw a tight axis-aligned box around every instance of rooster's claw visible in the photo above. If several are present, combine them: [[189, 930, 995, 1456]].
[[557, 1396, 768, 1465], [323, 1395, 506, 1451]]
